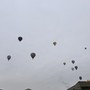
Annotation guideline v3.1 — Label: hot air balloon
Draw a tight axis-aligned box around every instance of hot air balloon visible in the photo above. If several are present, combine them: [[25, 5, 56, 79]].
[[71, 67, 74, 71], [7, 55, 11, 61], [75, 66, 78, 70], [63, 62, 66, 65], [18, 36, 23, 42], [71, 60, 75, 64], [85, 47, 87, 50], [79, 76, 82, 80], [25, 88, 32, 90], [31, 53, 36, 59], [53, 42, 57, 46]]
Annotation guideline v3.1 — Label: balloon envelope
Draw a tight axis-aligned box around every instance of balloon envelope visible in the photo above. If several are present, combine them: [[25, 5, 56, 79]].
[[71, 60, 75, 64], [31, 53, 36, 59], [53, 42, 57, 46], [79, 76, 82, 80], [75, 66, 78, 70], [18, 36, 23, 42], [7, 55, 11, 61], [63, 62, 66, 65], [85, 47, 87, 50], [71, 67, 74, 71]]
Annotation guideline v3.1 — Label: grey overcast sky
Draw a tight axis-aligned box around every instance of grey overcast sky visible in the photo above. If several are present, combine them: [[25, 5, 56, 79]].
[[0, 0, 90, 90]]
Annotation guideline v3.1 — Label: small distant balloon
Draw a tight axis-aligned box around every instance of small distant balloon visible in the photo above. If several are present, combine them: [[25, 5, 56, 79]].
[[71, 60, 75, 64], [85, 47, 87, 50], [71, 67, 74, 71], [7, 55, 11, 61], [63, 62, 66, 65], [53, 42, 57, 46], [18, 36, 23, 42], [75, 66, 78, 70], [31, 53, 36, 59], [79, 76, 82, 80]]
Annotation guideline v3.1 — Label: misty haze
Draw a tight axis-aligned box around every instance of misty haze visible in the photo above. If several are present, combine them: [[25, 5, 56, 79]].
[[0, 0, 90, 90]]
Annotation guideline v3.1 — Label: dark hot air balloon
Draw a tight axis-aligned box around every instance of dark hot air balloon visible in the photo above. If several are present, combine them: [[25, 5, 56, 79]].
[[75, 66, 78, 70], [79, 76, 82, 80], [7, 55, 11, 61], [53, 42, 57, 46], [18, 36, 23, 42], [31, 53, 36, 59], [63, 62, 66, 65], [71, 67, 74, 71], [85, 47, 87, 50], [71, 60, 75, 64]]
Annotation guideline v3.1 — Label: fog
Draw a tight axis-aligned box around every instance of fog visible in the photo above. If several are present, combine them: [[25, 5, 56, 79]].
[[0, 0, 90, 90]]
